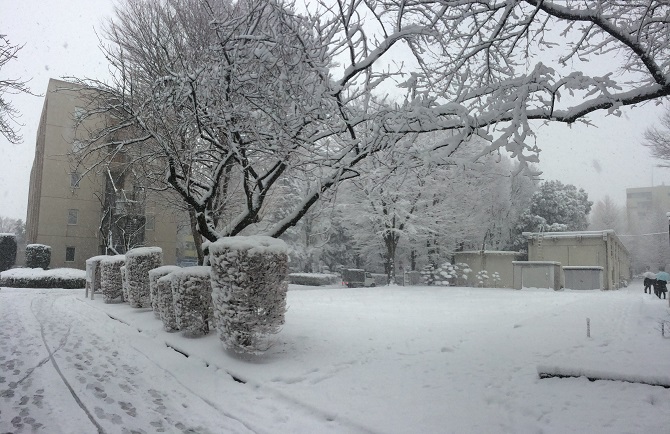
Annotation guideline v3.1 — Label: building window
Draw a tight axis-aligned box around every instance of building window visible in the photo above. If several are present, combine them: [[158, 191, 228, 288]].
[[65, 247, 75, 262], [145, 213, 155, 230], [70, 172, 81, 188], [68, 209, 79, 225]]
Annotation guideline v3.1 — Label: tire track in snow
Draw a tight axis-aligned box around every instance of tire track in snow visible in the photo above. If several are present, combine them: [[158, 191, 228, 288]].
[[30, 296, 106, 434]]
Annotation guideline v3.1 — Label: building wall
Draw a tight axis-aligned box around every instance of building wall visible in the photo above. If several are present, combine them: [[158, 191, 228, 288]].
[[26, 78, 179, 269], [525, 230, 630, 290], [454, 251, 521, 288]]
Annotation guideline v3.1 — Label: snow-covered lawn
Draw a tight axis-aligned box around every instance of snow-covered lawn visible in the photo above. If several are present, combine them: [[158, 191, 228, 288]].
[[2, 281, 670, 433]]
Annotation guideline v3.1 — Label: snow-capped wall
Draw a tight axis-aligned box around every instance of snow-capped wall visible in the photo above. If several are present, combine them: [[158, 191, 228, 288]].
[[209, 236, 288, 353], [125, 247, 163, 308]]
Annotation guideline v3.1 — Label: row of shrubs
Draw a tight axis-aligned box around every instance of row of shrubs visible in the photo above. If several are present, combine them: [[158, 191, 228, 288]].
[[0, 234, 52, 272], [87, 236, 289, 354], [0, 268, 86, 289]]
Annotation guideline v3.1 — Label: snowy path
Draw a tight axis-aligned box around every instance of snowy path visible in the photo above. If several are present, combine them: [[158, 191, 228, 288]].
[[0, 289, 257, 433]]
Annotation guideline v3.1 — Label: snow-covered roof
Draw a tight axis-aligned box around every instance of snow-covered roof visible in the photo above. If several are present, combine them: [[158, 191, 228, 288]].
[[27, 243, 50, 248], [0, 233, 16, 238], [209, 236, 287, 256], [563, 266, 604, 270], [512, 261, 562, 266], [522, 230, 615, 239], [456, 251, 522, 256]]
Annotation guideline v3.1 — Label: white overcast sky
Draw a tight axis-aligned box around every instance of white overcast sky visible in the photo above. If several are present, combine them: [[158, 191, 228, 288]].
[[3, 0, 670, 221]]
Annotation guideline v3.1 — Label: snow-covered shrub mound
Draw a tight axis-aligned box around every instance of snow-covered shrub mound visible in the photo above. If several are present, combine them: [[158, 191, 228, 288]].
[[100, 255, 125, 303], [476, 270, 489, 287], [209, 236, 288, 354], [120, 265, 128, 302], [26, 244, 51, 269], [157, 274, 179, 332], [85, 255, 108, 296], [0, 233, 17, 272], [0, 268, 86, 289], [170, 266, 212, 337], [288, 273, 339, 286], [125, 247, 163, 308], [149, 265, 181, 319]]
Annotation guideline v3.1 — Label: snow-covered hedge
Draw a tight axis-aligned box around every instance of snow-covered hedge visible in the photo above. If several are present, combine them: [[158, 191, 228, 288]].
[[0, 233, 17, 272], [85, 255, 108, 296], [170, 266, 212, 337], [125, 247, 163, 308], [209, 236, 288, 354], [100, 255, 125, 303], [0, 268, 86, 289], [148, 265, 181, 320], [157, 274, 179, 332], [26, 244, 51, 269], [288, 273, 340, 286]]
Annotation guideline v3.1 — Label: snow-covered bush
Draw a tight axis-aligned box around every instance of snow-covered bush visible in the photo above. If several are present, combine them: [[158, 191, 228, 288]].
[[125, 247, 163, 308], [26, 244, 51, 269], [157, 274, 179, 332], [170, 266, 212, 337], [100, 255, 125, 303], [476, 270, 489, 287], [120, 265, 128, 302], [0, 233, 17, 272], [85, 255, 108, 296], [149, 265, 181, 319], [288, 273, 339, 286], [0, 268, 85, 289], [434, 262, 472, 286], [492, 272, 501, 288], [421, 264, 437, 285], [209, 236, 288, 354]]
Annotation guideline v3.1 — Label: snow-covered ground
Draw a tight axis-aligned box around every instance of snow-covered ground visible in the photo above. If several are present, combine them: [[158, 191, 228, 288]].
[[1, 280, 670, 433]]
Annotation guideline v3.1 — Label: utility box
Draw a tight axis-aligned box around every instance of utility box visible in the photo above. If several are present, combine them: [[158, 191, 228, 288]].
[[513, 261, 562, 290], [563, 266, 603, 290]]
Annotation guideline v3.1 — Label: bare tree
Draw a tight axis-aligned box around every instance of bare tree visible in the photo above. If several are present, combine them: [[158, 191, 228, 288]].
[[71, 0, 670, 244], [0, 35, 34, 144], [589, 195, 625, 232]]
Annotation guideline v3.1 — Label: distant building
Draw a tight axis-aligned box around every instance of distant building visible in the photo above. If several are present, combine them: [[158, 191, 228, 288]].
[[26, 78, 180, 269], [626, 185, 670, 229], [523, 230, 630, 290]]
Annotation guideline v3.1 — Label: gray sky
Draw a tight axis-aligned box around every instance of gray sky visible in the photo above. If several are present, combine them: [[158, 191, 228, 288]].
[[3, 0, 670, 221]]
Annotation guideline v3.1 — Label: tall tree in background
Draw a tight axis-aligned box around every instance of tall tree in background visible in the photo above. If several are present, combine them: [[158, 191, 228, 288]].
[[589, 195, 626, 233], [0, 35, 33, 144], [510, 180, 592, 253], [72, 0, 670, 244]]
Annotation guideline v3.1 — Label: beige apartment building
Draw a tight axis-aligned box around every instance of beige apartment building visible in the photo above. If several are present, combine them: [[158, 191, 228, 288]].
[[26, 78, 179, 269]]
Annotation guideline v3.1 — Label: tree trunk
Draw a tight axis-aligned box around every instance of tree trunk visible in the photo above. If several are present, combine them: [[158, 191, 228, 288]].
[[189, 207, 205, 265]]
